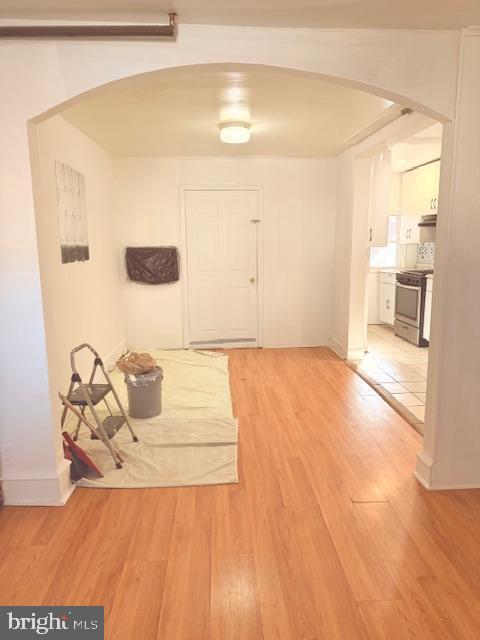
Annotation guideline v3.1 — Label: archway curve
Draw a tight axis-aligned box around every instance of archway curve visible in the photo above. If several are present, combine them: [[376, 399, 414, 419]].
[[31, 62, 449, 126]]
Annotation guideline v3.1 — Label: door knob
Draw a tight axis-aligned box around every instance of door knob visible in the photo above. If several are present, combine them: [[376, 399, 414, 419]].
[[249, 277, 256, 283]]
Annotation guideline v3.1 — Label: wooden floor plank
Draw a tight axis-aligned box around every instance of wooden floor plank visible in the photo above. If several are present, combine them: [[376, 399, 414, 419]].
[[156, 492, 212, 640], [210, 554, 263, 640], [246, 505, 298, 639], [108, 561, 167, 639]]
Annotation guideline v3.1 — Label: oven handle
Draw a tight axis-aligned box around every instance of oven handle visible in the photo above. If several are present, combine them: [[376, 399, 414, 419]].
[[396, 283, 421, 290]]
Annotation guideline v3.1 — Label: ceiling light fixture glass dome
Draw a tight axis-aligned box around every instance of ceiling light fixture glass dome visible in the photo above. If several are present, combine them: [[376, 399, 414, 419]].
[[219, 122, 251, 144]]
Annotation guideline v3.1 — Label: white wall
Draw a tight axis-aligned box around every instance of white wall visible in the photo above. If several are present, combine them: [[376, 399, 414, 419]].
[[116, 157, 337, 349], [30, 115, 125, 462], [0, 45, 69, 505]]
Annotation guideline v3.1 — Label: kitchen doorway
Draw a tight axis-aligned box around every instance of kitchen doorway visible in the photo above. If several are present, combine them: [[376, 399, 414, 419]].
[[355, 123, 442, 433]]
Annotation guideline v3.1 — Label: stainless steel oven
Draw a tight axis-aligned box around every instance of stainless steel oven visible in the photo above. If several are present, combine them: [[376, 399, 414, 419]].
[[395, 283, 422, 327], [394, 269, 432, 347]]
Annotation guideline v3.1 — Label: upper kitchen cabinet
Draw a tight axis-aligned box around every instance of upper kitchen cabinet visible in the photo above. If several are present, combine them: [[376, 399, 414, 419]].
[[367, 149, 392, 247], [402, 160, 440, 218], [399, 214, 420, 244], [428, 160, 440, 213], [400, 159, 440, 243]]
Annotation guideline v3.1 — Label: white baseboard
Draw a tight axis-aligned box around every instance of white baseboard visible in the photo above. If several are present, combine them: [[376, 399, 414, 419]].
[[414, 449, 434, 489], [424, 481, 480, 490], [414, 450, 480, 490], [346, 347, 367, 360], [414, 472, 480, 491], [3, 458, 75, 506], [328, 336, 347, 359], [328, 336, 366, 362]]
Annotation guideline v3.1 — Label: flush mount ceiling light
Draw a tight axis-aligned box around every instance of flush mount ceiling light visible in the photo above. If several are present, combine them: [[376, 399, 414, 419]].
[[219, 122, 251, 144]]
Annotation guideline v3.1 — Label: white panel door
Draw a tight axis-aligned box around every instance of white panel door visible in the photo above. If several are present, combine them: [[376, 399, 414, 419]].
[[185, 190, 259, 347]]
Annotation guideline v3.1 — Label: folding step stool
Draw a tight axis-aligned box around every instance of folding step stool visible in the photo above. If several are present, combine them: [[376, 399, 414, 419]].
[[60, 343, 138, 469]]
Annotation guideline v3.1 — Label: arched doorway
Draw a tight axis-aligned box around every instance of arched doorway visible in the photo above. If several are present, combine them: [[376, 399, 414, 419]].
[[1, 29, 455, 503]]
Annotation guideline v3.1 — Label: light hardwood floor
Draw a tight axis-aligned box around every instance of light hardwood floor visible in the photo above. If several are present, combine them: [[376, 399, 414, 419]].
[[1, 347, 480, 639]]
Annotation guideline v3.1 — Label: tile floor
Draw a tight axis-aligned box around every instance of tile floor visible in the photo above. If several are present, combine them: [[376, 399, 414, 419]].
[[349, 324, 429, 431]]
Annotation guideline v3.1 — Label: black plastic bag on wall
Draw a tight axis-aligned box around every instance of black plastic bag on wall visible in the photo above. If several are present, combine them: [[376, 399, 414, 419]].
[[125, 246, 179, 284]]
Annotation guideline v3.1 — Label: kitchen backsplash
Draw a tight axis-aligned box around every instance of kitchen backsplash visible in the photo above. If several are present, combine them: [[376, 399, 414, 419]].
[[416, 242, 435, 266]]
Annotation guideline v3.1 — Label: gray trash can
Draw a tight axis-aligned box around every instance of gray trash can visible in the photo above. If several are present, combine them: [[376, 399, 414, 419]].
[[124, 366, 163, 419]]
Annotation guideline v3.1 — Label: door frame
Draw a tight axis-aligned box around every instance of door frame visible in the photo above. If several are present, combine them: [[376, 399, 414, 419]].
[[179, 184, 264, 350], [348, 111, 438, 359]]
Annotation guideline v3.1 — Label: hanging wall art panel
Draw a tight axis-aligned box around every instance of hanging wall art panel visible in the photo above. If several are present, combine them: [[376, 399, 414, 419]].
[[55, 161, 89, 264]]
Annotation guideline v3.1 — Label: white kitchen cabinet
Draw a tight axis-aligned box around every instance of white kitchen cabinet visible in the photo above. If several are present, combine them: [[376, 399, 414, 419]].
[[379, 271, 397, 286], [401, 167, 422, 218], [378, 272, 396, 325], [424, 276, 433, 341], [368, 150, 391, 247], [400, 160, 440, 244], [411, 160, 440, 214], [430, 160, 441, 213], [402, 160, 440, 218], [399, 215, 420, 244]]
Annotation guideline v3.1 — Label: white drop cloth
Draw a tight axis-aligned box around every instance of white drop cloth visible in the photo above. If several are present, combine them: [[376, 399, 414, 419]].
[[70, 349, 238, 489]]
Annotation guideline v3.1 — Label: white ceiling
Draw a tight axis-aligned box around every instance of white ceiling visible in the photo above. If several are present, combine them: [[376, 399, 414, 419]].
[[61, 67, 397, 157], [391, 123, 442, 172], [1, 0, 479, 30]]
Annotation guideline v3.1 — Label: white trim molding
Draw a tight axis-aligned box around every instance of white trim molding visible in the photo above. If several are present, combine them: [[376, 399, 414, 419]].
[[414, 449, 435, 489], [3, 458, 75, 506], [329, 336, 348, 359], [346, 347, 367, 361], [415, 449, 480, 491]]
